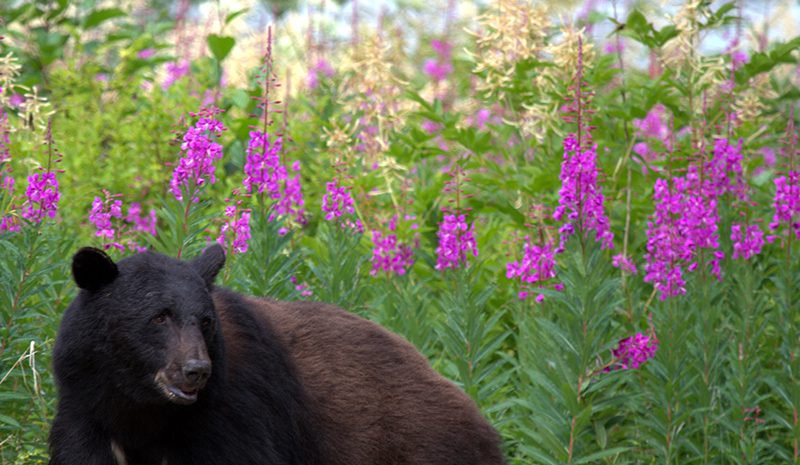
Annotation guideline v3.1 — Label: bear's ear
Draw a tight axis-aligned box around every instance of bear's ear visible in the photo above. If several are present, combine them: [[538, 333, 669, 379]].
[[72, 247, 119, 291], [190, 244, 226, 287]]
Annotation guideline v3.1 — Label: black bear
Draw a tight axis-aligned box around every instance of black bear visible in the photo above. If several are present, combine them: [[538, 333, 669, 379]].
[[50, 245, 505, 465]]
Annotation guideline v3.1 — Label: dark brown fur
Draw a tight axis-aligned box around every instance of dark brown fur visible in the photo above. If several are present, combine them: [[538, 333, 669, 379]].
[[214, 294, 505, 465]]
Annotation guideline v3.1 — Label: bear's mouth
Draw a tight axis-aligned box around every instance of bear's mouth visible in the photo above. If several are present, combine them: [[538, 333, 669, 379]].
[[154, 372, 201, 405]]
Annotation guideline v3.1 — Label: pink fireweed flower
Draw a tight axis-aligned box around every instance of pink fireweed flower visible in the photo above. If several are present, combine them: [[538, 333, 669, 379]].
[[370, 215, 417, 276], [683, 166, 724, 280], [435, 212, 478, 271], [137, 48, 156, 60], [606, 332, 658, 371], [423, 60, 453, 82], [290, 276, 313, 297], [126, 202, 157, 236], [465, 108, 495, 130], [275, 162, 306, 223], [89, 196, 123, 241], [217, 205, 252, 254], [8, 94, 24, 108], [21, 172, 60, 223], [770, 171, 800, 239], [0, 215, 19, 233], [634, 104, 670, 142], [170, 114, 226, 202], [370, 230, 414, 277], [322, 181, 356, 221], [726, 39, 749, 70], [307, 58, 335, 89], [553, 135, 614, 251], [731, 223, 765, 260], [163, 60, 190, 90], [612, 254, 638, 275], [632, 105, 671, 172], [761, 147, 776, 167], [644, 178, 688, 299], [708, 138, 747, 200], [506, 237, 557, 301], [423, 39, 453, 82], [1, 173, 13, 195], [421, 120, 441, 134], [243, 131, 285, 198], [644, 169, 724, 299]]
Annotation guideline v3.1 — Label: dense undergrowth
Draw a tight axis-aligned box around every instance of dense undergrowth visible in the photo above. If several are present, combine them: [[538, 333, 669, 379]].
[[1, 0, 800, 463]]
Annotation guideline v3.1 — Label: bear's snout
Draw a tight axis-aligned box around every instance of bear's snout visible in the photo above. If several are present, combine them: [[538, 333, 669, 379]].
[[154, 324, 213, 405], [183, 359, 211, 385]]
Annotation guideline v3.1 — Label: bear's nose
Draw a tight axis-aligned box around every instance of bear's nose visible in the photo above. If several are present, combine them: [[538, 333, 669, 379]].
[[182, 359, 211, 385]]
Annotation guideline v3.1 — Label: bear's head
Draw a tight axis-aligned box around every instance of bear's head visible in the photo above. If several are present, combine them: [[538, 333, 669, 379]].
[[62, 245, 226, 407]]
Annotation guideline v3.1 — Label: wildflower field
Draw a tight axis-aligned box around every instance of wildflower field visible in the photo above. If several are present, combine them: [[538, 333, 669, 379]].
[[2, 0, 800, 463]]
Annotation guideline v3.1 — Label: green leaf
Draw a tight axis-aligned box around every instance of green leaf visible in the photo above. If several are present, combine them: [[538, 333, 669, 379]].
[[573, 447, 629, 464], [207, 34, 236, 62], [84, 7, 126, 29], [0, 392, 30, 401], [0, 413, 21, 429], [626, 10, 649, 36], [225, 8, 249, 25]]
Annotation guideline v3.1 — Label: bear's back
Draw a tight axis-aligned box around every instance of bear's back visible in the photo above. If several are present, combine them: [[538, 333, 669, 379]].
[[228, 295, 504, 465]]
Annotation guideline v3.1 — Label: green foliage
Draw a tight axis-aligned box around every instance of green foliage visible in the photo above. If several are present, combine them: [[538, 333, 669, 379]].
[[304, 221, 368, 312], [0, 224, 74, 462], [207, 35, 236, 63], [511, 239, 630, 464]]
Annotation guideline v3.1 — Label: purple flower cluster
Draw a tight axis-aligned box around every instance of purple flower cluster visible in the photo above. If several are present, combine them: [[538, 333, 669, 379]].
[[126, 202, 158, 236], [708, 138, 747, 200], [217, 204, 252, 254], [276, 161, 306, 222], [88, 195, 157, 252], [506, 237, 557, 301], [612, 254, 638, 275], [632, 104, 670, 171], [684, 167, 725, 278], [322, 181, 356, 221], [307, 58, 335, 90], [644, 183, 688, 299], [170, 115, 225, 202], [553, 135, 614, 250], [369, 215, 418, 277], [644, 171, 724, 300], [163, 60, 190, 90], [242, 131, 306, 224], [89, 196, 123, 242], [770, 171, 800, 239], [370, 231, 414, 276], [21, 172, 60, 223], [730, 223, 765, 260], [606, 332, 658, 371], [635, 104, 670, 141], [726, 39, 749, 70], [423, 39, 453, 82], [137, 48, 156, 60], [244, 131, 285, 197], [0, 214, 18, 233], [1, 174, 13, 194], [290, 276, 313, 297], [435, 212, 478, 271]]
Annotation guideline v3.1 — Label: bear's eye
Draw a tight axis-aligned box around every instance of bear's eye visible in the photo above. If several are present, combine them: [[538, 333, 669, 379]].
[[151, 310, 170, 325]]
